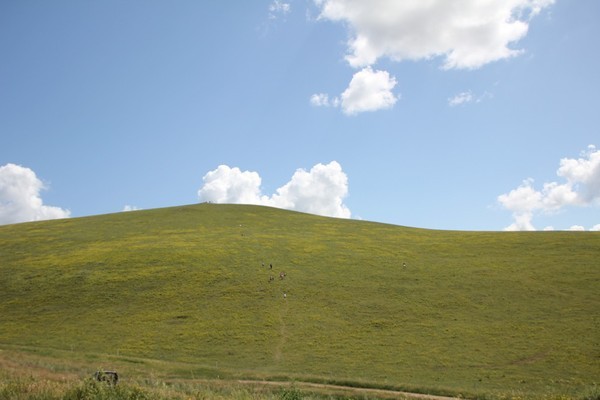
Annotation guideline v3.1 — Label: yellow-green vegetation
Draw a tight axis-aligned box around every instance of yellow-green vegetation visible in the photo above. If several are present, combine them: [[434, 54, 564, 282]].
[[0, 203, 598, 399]]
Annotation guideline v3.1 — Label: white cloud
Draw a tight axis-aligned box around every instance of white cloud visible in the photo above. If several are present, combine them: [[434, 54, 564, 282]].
[[498, 178, 542, 214], [448, 91, 474, 107], [540, 181, 578, 210], [311, 67, 397, 115], [268, 161, 350, 218], [123, 205, 141, 212], [448, 90, 493, 107], [568, 225, 585, 231], [310, 93, 329, 107], [0, 163, 70, 225], [591, 224, 600, 231], [310, 93, 339, 107], [503, 211, 536, 232], [340, 67, 398, 115], [198, 161, 351, 218], [197, 165, 264, 205], [557, 144, 600, 203], [269, 0, 291, 19], [498, 145, 600, 230], [311, 0, 549, 115], [315, 0, 554, 70]]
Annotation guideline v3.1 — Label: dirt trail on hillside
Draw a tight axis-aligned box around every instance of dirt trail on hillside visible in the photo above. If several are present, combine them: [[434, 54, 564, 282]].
[[236, 379, 461, 399]]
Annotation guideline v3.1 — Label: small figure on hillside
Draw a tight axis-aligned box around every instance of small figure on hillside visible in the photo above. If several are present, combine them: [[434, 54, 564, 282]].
[[283, 292, 287, 299], [269, 263, 273, 269], [279, 271, 286, 280], [269, 275, 274, 283], [403, 262, 406, 268]]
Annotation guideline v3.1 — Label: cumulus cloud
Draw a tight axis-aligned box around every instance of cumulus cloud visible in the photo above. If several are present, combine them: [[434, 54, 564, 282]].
[[503, 210, 536, 232], [0, 163, 70, 225], [312, 67, 398, 115], [498, 178, 543, 216], [557, 144, 600, 203], [268, 161, 350, 217], [498, 145, 600, 230], [315, 0, 554, 69], [198, 165, 264, 205], [198, 161, 351, 218], [340, 67, 398, 115], [311, 1, 552, 115], [123, 205, 141, 212]]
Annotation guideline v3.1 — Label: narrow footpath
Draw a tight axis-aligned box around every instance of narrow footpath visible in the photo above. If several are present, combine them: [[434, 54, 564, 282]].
[[236, 379, 462, 400]]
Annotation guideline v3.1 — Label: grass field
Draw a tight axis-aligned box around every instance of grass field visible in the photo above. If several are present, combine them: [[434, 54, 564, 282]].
[[0, 203, 598, 399]]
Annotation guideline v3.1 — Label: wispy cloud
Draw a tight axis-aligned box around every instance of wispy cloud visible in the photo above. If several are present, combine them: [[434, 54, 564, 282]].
[[448, 91, 474, 107], [448, 90, 493, 107], [310, 93, 338, 108], [269, 0, 291, 20]]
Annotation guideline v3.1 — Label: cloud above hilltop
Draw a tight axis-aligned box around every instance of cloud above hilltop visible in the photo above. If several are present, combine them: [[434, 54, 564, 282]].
[[311, 0, 554, 114], [498, 145, 600, 231], [0, 163, 70, 225], [198, 161, 351, 218]]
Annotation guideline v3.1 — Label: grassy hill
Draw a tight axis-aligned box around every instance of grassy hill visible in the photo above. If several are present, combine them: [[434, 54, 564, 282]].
[[0, 203, 598, 399]]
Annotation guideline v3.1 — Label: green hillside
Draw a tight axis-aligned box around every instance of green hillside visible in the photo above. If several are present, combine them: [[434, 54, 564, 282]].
[[0, 203, 598, 399]]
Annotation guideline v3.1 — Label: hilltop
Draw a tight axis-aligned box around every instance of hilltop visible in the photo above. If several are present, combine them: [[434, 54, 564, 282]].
[[0, 203, 598, 399]]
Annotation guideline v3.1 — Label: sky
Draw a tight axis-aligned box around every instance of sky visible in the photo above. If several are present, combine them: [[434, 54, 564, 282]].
[[1, 0, 599, 231]]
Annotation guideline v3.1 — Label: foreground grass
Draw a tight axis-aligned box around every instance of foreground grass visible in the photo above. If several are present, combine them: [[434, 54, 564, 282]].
[[0, 347, 598, 400], [0, 347, 426, 400], [0, 377, 324, 400], [0, 204, 598, 399], [3, 379, 597, 400], [0, 377, 318, 400]]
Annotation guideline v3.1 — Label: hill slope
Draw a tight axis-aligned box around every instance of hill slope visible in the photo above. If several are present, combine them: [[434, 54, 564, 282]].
[[0, 203, 598, 398]]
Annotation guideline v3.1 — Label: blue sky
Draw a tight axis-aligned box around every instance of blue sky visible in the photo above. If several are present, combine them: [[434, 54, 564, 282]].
[[1, 0, 599, 230]]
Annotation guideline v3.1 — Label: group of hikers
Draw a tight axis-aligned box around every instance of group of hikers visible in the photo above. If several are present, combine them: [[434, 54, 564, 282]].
[[263, 262, 287, 298]]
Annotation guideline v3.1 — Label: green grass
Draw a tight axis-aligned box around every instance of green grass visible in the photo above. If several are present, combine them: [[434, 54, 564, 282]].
[[0, 203, 598, 399], [0, 372, 355, 400]]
